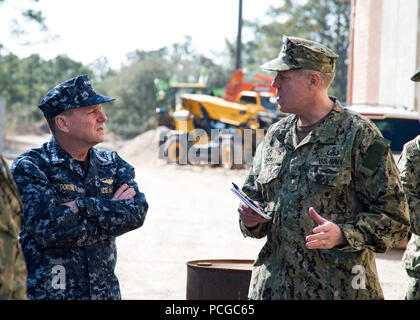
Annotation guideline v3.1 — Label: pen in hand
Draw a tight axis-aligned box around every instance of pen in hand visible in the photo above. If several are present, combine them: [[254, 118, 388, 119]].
[[232, 182, 259, 208]]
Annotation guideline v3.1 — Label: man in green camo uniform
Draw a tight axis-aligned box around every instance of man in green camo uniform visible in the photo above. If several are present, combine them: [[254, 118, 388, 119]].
[[237, 36, 410, 300], [398, 69, 420, 300], [0, 154, 27, 299]]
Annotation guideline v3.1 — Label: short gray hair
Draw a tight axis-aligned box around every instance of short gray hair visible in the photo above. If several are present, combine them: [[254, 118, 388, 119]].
[[298, 69, 335, 89], [46, 108, 75, 135]]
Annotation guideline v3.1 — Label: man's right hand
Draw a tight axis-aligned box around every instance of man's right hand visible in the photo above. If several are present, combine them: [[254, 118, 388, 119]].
[[238, 202, 270, 228], [112, 183, 136, 200]]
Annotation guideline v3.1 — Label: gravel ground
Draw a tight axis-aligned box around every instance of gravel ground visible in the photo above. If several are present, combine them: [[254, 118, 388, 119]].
[[3, 129, 410, 300], [115, 130, 410, 300]]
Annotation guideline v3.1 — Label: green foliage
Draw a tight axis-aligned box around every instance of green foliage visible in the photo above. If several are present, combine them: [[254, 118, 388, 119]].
[[98, 54, 171, 138], [1, 0, 48, 40], [0, 53, 94, 126], [231, 0, 351, 101], [0, 1, 352, 138], [97, 38, 233, 138], [0, 36, 233, 138]]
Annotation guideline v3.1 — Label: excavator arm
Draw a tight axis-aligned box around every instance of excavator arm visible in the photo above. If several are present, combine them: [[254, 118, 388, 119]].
[[222, 69, 275, 102]]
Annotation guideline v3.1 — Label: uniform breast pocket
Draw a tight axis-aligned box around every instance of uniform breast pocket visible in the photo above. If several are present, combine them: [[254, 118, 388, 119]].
[[256, 165, 282, 212], [308, 165, 351, 187]]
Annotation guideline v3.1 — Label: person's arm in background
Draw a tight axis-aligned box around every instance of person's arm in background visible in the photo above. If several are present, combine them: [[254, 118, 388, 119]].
[[398, 140, 420, 235], [336, 124, 410, 253], [0, 155, 27, 299]]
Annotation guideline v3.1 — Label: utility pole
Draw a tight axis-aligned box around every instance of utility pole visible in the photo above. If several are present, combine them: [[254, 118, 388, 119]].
[[0, 97, 5, 153], [235, 0, 243, 70]]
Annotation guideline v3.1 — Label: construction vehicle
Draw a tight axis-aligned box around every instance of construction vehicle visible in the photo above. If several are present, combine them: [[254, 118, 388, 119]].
[[222, 69, 276, 102], [156, 70, 286, 169], [222, 69, 284, 129], [155, 81, 207, 129]]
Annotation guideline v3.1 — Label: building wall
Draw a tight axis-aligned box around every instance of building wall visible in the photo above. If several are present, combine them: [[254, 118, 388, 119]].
[[351, 0, 373, 104], [351, 0, 420, 111], [378, 0, 418, 108], [415, 2, 420, 110]]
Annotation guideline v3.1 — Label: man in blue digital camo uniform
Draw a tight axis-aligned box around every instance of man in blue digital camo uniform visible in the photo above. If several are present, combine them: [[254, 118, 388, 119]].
[[11, 75, 149, 300], [397, 70, 420, 300], [238, 36, 410, 299]]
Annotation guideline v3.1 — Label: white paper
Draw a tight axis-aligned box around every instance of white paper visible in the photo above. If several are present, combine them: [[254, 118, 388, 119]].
[[231, 186, 271, 220]]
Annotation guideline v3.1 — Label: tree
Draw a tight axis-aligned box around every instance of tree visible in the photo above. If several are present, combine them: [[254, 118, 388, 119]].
[[0, 53, 94, 125], [97, 38, 233, 138], [230, 0, 351, 101], [0, 0, 48, 42], [97, 52, 171, 138], [89, 56, 116, 82]]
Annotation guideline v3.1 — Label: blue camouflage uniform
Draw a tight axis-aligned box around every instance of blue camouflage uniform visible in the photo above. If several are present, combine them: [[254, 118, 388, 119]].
[[11, 137, 148, 299], [10, 75, 148, 299]]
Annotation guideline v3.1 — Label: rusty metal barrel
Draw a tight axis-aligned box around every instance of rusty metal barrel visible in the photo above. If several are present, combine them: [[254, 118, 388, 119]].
[[186, 259, 254, 300]]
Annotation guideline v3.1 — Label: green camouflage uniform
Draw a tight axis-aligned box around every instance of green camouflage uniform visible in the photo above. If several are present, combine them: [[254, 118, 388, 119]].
[[398, 135, 420, 300], [240, 35, 409, 300], [240, 99, 410, 300], [0, 154, 27, 299]]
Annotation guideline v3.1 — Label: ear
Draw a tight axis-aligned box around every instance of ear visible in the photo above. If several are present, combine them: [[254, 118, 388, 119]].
[[307, 72, 321, 89], [55, 115, 71, 133]]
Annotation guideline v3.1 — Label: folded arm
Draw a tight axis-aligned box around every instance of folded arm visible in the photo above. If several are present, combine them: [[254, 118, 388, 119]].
[[12, 157, 148, 248]]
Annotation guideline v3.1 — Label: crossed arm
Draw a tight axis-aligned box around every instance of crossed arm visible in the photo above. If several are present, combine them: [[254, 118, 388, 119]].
[[62, 183, 137, 213], [12, 158, 148, 248]]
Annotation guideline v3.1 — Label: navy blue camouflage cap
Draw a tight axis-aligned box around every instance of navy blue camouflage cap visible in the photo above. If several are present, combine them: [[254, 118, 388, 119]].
[[38, 75, 115, 119]]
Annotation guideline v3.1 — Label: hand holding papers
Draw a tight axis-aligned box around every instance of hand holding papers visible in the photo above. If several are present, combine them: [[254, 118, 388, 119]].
[[231, 182, 271, 220]]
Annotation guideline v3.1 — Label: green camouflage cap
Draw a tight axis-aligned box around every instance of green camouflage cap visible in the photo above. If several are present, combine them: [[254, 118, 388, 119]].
[[261, 35, 339, 73], [411, 69, 420, 81]]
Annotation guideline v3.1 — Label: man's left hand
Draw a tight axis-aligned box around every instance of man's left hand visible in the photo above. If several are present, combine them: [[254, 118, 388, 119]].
[[305, 207, 346, 249], [112, 183, 136, 200]]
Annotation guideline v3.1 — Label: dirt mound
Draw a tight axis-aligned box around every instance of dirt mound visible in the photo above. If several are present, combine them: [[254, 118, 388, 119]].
[[11, 120, 51, 136], [117, 129, 159, 164]]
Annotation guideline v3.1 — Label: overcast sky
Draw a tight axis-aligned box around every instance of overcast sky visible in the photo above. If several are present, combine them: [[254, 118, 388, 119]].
[[0, 0, 280, 69]]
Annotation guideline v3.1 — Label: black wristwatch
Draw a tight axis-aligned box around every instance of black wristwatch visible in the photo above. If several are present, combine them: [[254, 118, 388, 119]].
[[76, 198, 86, 213]]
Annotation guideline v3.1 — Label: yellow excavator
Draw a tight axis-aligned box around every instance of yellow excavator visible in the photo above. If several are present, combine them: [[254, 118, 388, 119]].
[[156, 71, 285, 169]]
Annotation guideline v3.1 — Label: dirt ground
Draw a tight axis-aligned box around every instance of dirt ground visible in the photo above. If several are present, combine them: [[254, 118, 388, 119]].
[[3, 129, 409, 300]]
